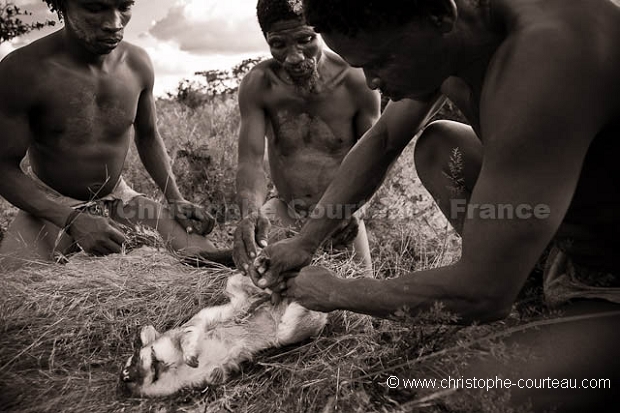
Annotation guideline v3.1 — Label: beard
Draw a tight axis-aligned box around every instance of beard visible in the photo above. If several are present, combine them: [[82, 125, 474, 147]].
[[284, 58, 320, 94]]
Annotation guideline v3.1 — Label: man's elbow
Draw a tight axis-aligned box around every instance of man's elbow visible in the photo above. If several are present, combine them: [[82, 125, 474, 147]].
[[461, 295, 513, 324]]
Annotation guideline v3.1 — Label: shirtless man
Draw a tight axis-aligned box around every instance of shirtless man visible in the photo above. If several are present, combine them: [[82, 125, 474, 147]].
[[232, 0, 380, 276], [252, 0, 620, 410], [0, 0, 231, 269]]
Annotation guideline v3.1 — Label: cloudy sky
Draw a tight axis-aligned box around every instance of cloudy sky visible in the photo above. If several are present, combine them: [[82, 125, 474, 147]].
[[1, 0, 270, 96]]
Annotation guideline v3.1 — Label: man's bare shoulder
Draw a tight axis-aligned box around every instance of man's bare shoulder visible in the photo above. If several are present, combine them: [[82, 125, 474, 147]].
[[326, 51, 379, 106], [0, 32, 63, 108], [239, 59, 279, 102], [121, 41, 155, 88], [485, 9, 620, 109]]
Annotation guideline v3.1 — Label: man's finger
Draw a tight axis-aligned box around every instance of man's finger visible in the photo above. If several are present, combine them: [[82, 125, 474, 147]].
[[190, 206, 206, 222], [246, 265, 264, 288], [101, 238, 122, 254], [241, 224, 258, 259], [254, 255, 270, 276], [255, 216, 270, 248], [270, 291, 282, 305], [176, 217, 194, 234], [107, 226, 126, 245]]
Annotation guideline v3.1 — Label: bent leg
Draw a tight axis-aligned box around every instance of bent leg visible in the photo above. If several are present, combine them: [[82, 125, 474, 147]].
[[350, 218, 372, 274], [454, 300, 620, 412], [0, 210, 76, 270], [414, 120, 483, 235], [112, 196, 232, 265]]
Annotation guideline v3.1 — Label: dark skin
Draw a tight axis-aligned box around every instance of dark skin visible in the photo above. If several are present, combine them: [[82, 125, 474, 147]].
[[254, 0, 620, 320], [250, 4, 620, 408], [234, 19, 379, 279], [0, 0, 229, 268]]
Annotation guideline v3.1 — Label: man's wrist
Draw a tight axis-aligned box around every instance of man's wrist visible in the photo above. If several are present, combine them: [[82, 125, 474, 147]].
[[63, 209, 82, 234]]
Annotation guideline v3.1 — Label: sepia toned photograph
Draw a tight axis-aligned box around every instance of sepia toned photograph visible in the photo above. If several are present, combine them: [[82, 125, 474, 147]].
[[1, 1, 618, 412]]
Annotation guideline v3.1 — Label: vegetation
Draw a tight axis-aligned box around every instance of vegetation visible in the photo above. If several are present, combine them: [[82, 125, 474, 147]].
[[0, 1, 55, 44], [0, 72, 548, 412]]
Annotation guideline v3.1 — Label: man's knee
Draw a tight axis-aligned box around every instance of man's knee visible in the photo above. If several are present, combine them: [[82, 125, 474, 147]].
[[0, 211, 59, 264], [414, 120, 464, 176]]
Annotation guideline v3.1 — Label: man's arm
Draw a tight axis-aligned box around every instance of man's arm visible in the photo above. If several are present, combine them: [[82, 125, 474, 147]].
[[0, 53, 74, 228], [131, 48, 213, 234], [293, 35, 607, 323], [236, 70, 270, 218], [233, 69, 271, 271], [132, 49, 184, 203]]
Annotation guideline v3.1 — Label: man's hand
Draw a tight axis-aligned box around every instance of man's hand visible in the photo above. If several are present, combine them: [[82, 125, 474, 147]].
[[249, 235, 314, 289], [170, 200, 215, 236], [233, 211, 270, 273], [284, 266, 342, 312], [67, 213, 126, 256]]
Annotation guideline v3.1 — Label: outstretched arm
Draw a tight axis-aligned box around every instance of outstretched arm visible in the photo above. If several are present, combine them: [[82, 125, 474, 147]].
[[132, 48, 214, 235], [233, 69, 271, 273]]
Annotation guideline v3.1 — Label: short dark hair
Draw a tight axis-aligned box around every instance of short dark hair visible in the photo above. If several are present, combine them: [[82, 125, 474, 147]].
[[42, 0, 65, 19], [302, 0, 439, 36], [257, 0, 305, 34]]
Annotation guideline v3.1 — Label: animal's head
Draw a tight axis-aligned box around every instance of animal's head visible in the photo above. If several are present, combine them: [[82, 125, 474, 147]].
[[119, 325, 193, 397]]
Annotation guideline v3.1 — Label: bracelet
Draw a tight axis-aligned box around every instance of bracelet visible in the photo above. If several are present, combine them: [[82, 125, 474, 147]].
[[63, 209, 82, 233]]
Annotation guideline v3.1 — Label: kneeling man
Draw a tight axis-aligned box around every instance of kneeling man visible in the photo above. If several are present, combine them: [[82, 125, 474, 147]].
[[0, 0, 231, 269], [233, 0, 381, 274]]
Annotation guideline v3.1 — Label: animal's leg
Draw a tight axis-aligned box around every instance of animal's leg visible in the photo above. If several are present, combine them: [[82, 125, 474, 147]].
[[275, 302, 327, 346], [178, 274, 256, 367], [179, 302, 239, 367]]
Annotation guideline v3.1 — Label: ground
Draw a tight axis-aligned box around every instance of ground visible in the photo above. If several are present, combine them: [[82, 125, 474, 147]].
[[0, 96, 545, 413]]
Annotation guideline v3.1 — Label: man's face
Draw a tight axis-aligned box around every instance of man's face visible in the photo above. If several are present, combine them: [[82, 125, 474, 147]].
[[64, 0, 134, 55], [321, 21, 452, 101], [266, 19, 322, 93]]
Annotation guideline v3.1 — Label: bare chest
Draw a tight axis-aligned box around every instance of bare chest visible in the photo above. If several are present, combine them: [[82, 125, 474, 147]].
[[266, 92, 358, 156], [31, 66, 140, 146]]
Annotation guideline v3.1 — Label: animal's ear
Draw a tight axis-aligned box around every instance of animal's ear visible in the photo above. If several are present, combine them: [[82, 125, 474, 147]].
[[139, 325, 160, 346]]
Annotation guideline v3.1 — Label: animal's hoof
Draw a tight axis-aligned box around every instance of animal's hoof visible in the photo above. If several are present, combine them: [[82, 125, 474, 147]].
[[207, 366, 225, 384], [184, 355, 199, 368]]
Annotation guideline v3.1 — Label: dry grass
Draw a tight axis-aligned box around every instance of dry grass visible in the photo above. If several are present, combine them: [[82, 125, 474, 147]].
[[0, 247, 536, 413], [0, 96, 544, 412]]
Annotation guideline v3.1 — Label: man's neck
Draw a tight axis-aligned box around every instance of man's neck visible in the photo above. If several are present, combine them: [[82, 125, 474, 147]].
[[61, 28, 110, 69], [450, 0, 503, 93]]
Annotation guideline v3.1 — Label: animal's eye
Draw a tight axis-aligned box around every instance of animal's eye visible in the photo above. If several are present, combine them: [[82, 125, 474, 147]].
[[298, 36, 314, 44]]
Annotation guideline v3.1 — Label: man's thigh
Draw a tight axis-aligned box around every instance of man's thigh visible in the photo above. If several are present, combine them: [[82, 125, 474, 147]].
[[456, 300, 620, 412], [0, 210, 75, 268], [350, 218, 372, 272]]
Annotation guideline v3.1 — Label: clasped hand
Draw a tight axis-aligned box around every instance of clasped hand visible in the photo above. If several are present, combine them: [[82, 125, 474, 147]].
[[169, 199, 215, 236]]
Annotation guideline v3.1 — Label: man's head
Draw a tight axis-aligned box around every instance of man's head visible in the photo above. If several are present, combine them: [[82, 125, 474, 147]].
[[301, 0, 462, 101], [257, 0, 322, 93], [44, 0, 134, 55]]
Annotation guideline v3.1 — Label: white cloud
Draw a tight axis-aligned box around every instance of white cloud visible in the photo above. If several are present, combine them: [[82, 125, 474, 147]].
[[139, 33, 266, 96], [149, 0, 267, 55], [2, 0, 269, 96]]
